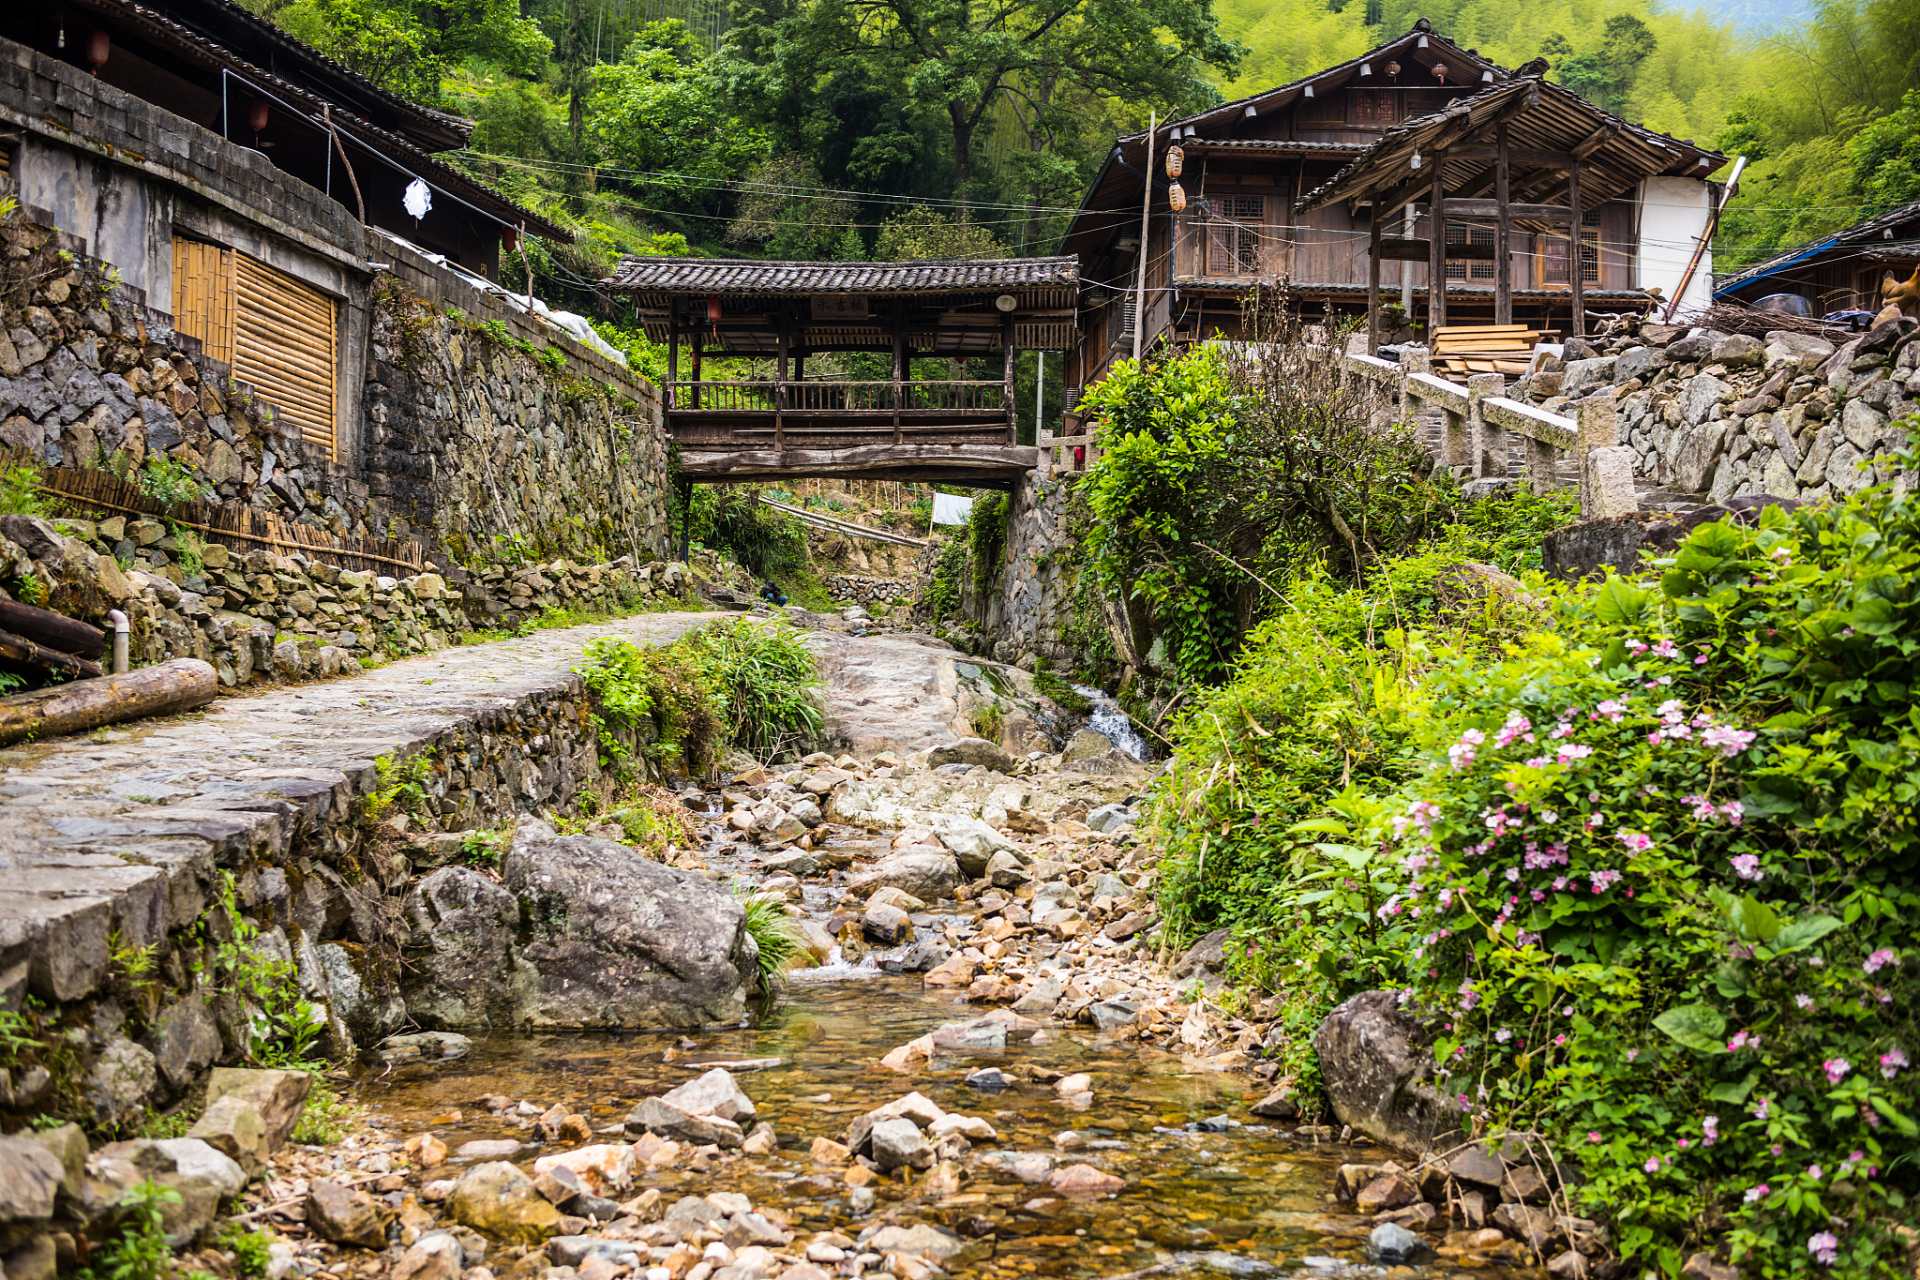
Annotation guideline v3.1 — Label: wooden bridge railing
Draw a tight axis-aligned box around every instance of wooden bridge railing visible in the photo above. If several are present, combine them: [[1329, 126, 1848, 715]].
[[1342, 344, 1637, 519], [670, 380, 1009, 415]]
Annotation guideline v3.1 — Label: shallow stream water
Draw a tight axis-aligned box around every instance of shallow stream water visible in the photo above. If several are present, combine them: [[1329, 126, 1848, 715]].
[[350, 827, 1518, 1280]]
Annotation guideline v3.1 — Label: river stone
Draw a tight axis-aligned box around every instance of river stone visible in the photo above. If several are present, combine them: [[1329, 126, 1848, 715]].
[[934, 819, 1018, 877], [1448, 1145, 1507, 1188], [531, 1145, 637, 1197], [505, 818, 756, 1028], [928, 737, 1016, 773], [763, 849, 819, 877], [202, 1068, 312, 1151], [1368, 1222, 1426, 1265], [316, 943, 407, 1043], [1048, 1164, 1124, 1197], [307, 1177, 390, 1249], [867, 1118, 932, 1171], [449, 1162, 563, 1243], [964, 1068, 1014, 1092], [984, 851, 1028, 888], [848, 851, 959, 902], [1086, 999, 1140, 1031], [1314, 990, 1464, 1152], [392, 1231, 465, 1280], [1062, 729, 1114, 762], [930, 1018, 1007, 1051], [1085, 804, 1132, 834], [863, 901, 913, 945], [865, 1224, 968, 1263], [660, 1068, 756, 1122], [622, 1097, 745, 1149], [1011, 975, 1063, 1014], [404, 867, 536, 1028]]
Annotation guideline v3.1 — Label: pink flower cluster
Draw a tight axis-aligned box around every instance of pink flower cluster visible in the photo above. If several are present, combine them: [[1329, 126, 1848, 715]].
[[1808, 1233, 1839, 1267], [1865, 948, 1897, 974], [1823, 1057, 1851, 1085], [1881, 1048, 1908, 1079], [1730, 854, 1764, 881]]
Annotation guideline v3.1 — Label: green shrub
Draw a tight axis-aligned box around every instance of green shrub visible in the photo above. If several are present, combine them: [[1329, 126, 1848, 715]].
[[0, 464, 48, 517], [687, 485, 809, 579], [138, 455, 213, 511], [670, 617, 824, 761], [89, 1180, 180, 1280], [735, 889, 804, 993]]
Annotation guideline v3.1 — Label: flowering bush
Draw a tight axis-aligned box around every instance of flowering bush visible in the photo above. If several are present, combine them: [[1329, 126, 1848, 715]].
[[1383, 482, 1920, 1277]]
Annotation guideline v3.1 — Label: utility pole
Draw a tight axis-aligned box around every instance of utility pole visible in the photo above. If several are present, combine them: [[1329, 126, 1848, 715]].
[[1133, 112, 1156, 364]]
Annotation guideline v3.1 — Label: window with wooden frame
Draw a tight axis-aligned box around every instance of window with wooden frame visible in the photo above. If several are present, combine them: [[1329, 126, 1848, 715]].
[[1443, 224, 1498, 280], [1352, 89, 1396, 126], [1205, 195, 1264, 277], [1539, 211, 1601, 287], [171, 236, 338, 458]]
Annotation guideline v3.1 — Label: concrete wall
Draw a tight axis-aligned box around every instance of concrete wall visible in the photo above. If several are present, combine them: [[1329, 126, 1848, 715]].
[[1635, 176, 1713, 316]]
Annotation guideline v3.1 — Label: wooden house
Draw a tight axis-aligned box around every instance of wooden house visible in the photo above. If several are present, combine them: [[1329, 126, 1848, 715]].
[[1057, 19, 1726, 398], [1714, 200, 1920, 317]]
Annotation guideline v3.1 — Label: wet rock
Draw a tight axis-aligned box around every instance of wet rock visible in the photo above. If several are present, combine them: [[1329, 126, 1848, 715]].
[[1086, 999, 1140, 1031], [928, 738, 1016, 773], [307, 1178, 390, 1249], [186, 1095, 269, 1175], [89, 1139, 245, 1245], [392, 1232, 465, 1280], [456, 1140, 523, 1160], [1449, 1146, 1507, 1189], [724, 1212, 789, 1249], [660, 1068, 757, 1122], [404, 867, 536, 1027], [1356, 1174, 1419, 1212], [548, 1237, 644, 1269], [1550, 1251, 1592, 1280], [930, 1018, 1007, 1051], [201, 1069, 312, 1151], [1250, 1088, 1301, 1120], [1368, 1222, 1426, 1265], [531, 1146, 636, 1198], [1085, 803, 1133, 834], [1504, 1163, 1550, 1203], [1047, 1164, 1124, 1197], [1011, 976, 1063, 1014], [1062, 730, 1114, 762], [933, 820, 1018, 878], [623, 1097, 745, 1149], [26, 1124, 85, 1211], [1314, 990, 1463, 1152], [1493, 1202, 1554, 1251], [506, 818, 756, 1028], [810, 1137, 851, 1164], [848, 851, 959, 902], [866, 1118, 932, 1171], [448, 1162, 563, 1243], [864, 1224, 968, 1263], [762, 849, 819, 877], [964, 1068, 1013, 1092], [381, 1031, 474, 1064]]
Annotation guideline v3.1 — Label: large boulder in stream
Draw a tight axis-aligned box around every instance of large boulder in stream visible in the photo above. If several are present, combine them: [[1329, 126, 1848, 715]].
[[1314, 990, 1466, 1152], [847, 850, 960, 902], [403, 867, 537, 1028], [504, 818, 757, 1028]]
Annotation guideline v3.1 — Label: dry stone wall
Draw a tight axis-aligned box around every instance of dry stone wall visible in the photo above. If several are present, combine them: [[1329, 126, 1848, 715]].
[[0, 210, 675, 574], [1508, 315, 1920, 502], [1, 510, 698, 687]]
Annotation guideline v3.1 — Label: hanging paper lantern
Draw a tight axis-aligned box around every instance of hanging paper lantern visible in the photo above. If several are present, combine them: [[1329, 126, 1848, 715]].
[[1168, 181, 1187, 212], [249, 100, 269, 133], [1165, 145, 1184, 179], [1433, 62, 1449, 83], [86, 30, 110, 74]]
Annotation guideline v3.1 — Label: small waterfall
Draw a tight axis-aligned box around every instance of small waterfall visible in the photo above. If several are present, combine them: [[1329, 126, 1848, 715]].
[[789, 946, 881, 980], [1073, 684, 1155, 760]]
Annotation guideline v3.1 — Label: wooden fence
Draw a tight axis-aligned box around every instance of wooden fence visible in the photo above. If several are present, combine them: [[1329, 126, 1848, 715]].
[[2, 448, 432, 575], [1341, 344, 1637, 520]]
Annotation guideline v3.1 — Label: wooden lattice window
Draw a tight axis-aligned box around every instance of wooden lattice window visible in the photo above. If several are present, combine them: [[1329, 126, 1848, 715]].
[[1206, 195, 1264, 277], [172, 236, 338, 458], [1353, 90, 1396, 126], [1538, 212, 1601, 287]]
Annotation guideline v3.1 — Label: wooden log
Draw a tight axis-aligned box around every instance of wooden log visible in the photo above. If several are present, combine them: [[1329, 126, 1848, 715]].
[[0, 659, 218, 747], [0, 599, 107, 659], [0, 629, 105, 680]]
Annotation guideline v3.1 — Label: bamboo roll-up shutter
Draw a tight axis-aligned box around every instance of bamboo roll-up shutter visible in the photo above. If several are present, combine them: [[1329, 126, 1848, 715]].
[[235, 254, 338, 458], [171, 238, 236, 363]]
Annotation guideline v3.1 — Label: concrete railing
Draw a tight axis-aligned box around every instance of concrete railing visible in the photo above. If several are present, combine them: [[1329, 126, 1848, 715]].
[[1343, 345, 1637, 519]]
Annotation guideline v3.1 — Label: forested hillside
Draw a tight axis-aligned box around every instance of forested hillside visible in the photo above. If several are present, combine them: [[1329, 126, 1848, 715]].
[[243, 0, 1918, 300]]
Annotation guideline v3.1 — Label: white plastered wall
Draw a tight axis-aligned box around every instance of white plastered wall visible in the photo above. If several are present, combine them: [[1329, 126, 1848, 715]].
[[1636, 176, 1715, 316]]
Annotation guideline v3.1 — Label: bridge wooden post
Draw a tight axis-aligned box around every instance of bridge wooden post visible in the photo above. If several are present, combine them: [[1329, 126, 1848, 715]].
[[665, 305, 678, 411], [892, 317, 904, 445], [775, 309, 788, 451], [1002, 314, 1016, 445]]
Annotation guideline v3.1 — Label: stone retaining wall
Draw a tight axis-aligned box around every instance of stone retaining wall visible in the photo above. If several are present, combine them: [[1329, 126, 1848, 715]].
[[0, 614, 712, 1131], [823, 574, 913, 604], [1, 510, 699, 686], [1509, 315, 1920, 501]]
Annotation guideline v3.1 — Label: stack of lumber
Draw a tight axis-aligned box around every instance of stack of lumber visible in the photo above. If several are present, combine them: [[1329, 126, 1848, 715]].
[[1432, 325, 1549, 377]]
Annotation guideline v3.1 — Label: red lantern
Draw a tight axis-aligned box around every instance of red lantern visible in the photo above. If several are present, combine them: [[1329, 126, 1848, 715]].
[[1433, 62, 1449, 83], [1385, 60, 1401, 82], [502, 227, 519, 252], [86, 30, 110, 75], [705, 296, 723, 324], [249, 100, 269, 133]]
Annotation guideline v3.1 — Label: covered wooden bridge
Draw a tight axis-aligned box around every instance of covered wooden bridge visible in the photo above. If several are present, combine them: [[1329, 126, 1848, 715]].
[[599, 257, 1080, 487]]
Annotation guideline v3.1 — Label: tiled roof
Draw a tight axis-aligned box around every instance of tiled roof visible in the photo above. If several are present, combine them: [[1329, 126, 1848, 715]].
[[1715, 200, 1920, 294], [603, 256, 1081, 294], [1180, 140, 1371, 152]]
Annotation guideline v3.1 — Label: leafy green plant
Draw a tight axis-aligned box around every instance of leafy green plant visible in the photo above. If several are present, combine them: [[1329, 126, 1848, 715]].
[[670, 617, 824, 761], [13, 571, 46, 606], [291, 1076, 352, 1145], [459, 826, 509, 869], [216, 1223, 276, 1279], [1032, 666, 1091, 715], [88, 1180, 181, 1280], [0, 464, 48, 517], [138, 455, 213, 512], [364, 751, 434, 825]]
